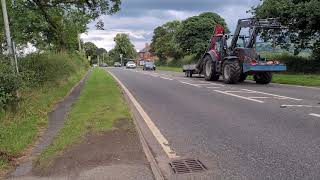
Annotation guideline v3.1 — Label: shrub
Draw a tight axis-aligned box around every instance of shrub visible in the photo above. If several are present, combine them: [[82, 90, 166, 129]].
[[260, 52, 320, 73], [0, 58, 21, 110]]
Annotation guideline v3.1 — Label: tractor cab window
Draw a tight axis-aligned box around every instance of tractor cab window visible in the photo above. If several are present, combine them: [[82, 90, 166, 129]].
[[215, 37, 222, 52]]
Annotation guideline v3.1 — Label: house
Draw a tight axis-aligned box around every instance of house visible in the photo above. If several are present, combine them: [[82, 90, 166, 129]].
[[138, 43, 156, 65]]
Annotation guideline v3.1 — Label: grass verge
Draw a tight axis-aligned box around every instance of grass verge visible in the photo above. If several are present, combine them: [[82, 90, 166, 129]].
[[0, 67, 87, 173], [36, 68, 131, 168]]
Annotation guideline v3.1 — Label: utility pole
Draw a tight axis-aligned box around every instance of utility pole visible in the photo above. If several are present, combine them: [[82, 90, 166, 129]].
[[78, 33, 82, 53], [120, 54, 123, 66], [97, 55, 100, 66], [1, 0, 14, 66]]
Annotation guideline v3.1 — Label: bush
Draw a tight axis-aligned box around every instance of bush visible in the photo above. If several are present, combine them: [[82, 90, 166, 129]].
[[0, 58, 21, 110], [260, 52, 320, 73]]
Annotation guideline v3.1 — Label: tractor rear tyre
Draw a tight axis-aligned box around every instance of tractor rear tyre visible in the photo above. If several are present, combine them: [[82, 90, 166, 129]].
[[239, 73, 248, 82], [222, 60, 241, 84], [204, 56, 219, 81], [254, 72, 272, 84]]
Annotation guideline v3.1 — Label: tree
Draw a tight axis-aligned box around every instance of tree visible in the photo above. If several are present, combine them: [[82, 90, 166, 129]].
[[150, 20, 183, 62], [83, 42, 98, 58], [253, 0, 320, 58], [5, 0, 121, 52], [175, 12, 229, 58], [113, 33, 137, 60]]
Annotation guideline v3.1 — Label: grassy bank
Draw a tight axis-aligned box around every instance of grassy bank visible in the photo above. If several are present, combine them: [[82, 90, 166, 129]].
[[36, 68, 131, 168], [157, 66, 320, 87], [0, 53, 88, 173]]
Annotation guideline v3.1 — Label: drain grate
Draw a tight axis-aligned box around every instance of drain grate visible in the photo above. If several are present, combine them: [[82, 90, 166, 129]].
[[169, 159, 207, 174]]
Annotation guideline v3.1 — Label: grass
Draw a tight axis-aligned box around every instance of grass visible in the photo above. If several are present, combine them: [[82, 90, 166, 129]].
[[158, 66, 182, 72], [36, 68, 131, 168], [158, 66, 320, 87], [0, 61, 88, 173], [271, 73, 320, 86]]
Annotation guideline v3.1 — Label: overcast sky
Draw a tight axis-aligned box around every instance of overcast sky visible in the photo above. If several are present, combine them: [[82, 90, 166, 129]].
[[81, 0, 261, 51]]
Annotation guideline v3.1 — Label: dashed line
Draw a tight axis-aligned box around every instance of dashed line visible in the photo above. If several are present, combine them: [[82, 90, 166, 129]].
[[280, 105, 320, 108], [160, 76, 174, 80], [214, 90, 264, 103], [179, 81, 201, 87], [241, 89, 302, 101], [309, 113, 320, 118]]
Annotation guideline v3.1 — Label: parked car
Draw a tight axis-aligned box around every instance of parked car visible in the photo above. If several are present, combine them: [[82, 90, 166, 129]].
[[126, 61, 137, 69], [143, 62, 156, 71], [100, 63, 108, 67], [114, 62, 121, 67], [93, 64, 98, 68]]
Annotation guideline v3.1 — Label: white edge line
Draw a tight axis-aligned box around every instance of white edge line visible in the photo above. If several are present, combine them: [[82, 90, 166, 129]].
[[108, 71, 179, 159], [241, 89, 302, 101], [309, 113, 320, 118], [160, 77, 174, 80], [214, 90, 264, 103]]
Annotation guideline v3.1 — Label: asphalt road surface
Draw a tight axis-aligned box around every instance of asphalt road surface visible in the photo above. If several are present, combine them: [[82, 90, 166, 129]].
[[107, 67, 320, 180]]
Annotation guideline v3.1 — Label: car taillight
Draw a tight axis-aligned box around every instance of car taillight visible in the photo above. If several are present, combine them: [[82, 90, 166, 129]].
[[251, 60, 257, 65]]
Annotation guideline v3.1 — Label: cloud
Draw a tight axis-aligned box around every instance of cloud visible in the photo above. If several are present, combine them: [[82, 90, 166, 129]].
[[81, 0, 261, 51]]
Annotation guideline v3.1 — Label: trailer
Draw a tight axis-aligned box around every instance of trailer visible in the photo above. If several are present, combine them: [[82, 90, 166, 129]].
[[183, 18, 287, 84]]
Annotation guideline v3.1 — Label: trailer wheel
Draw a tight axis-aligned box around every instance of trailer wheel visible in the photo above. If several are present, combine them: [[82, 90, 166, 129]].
[[222, 60, 241, 84], [204, 56, 219, 81], [239, 73, 248, 82], [254, 72, 272, 84]]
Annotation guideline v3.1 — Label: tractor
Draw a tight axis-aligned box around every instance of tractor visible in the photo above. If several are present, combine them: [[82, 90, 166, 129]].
[[183, 18, 287, 84]]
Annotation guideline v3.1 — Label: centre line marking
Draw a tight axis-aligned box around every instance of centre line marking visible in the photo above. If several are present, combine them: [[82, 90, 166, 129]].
[[214, 90, 264, 103], [108, 71, 179, 159], [241, 89, 302, 101], [310, 113, 320, 118], [160, 77, 174, 80], [179, 81, 201, 87], [280, 105, 320, 108], [206, 87, 221, 89]]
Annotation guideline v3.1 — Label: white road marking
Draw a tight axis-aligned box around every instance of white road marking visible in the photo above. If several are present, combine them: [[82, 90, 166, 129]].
[[179, 81, 201, 87], [207, 82, 226, 86], [108, 71, 179, 159], [248, 97, 270, 99], [214, 90, 264, 103], [160, 76, 174, 80], [225, 90, 256, 93], [310, 113, 320, 118], [280, 105, 320, 108], [241, 89, 302, 101], [206, 87, 221, 89]]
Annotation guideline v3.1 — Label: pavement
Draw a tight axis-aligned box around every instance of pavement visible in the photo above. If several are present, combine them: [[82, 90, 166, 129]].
[[107, 67, 320, 180]]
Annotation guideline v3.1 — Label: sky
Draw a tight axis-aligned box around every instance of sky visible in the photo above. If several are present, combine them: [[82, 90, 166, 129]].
[[81, 0, 261, 52]]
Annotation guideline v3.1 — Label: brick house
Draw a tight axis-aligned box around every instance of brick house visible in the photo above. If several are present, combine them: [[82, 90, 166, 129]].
[[138, 43, 156, 64]]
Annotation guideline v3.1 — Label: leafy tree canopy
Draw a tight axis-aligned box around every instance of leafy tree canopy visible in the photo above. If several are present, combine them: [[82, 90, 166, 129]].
[[253, 0, 320, 58], [113, 33, 137, 60], [150, 20, 183, 61], [175, 12, 229, 58]]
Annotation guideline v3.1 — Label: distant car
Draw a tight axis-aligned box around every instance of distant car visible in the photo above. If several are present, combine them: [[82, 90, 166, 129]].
[[126, 61, 137, 69], [143, 62, 156, 71], [93, 64, 98, 67], [100, 63, 108, 67], [114, 62, 121, 67]]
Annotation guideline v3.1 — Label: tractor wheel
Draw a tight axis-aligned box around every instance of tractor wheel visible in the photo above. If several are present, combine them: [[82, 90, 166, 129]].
[[239, 73, 248, 82], [222, 60, 241, 84], [254, 72, 272, 84], [204, 56, 219, 81]]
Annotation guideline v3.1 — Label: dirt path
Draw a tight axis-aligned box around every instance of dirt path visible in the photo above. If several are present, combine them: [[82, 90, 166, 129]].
[[9, 71, 91, 178]]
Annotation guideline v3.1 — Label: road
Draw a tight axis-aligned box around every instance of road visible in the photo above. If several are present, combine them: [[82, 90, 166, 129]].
[[107, 67, 320, 180]]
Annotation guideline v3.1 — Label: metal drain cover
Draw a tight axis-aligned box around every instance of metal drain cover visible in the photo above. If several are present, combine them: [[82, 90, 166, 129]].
[[169, 159, 207, 174]]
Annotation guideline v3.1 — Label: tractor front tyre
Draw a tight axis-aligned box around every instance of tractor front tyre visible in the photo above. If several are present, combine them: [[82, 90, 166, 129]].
[[254, 72, 272, 84], [222, 60, 241, 84], [239, 73, 248, 82], [204, 56, 219, 81]]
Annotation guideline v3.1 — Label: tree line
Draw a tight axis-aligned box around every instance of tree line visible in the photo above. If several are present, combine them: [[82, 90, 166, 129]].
[[84, 33, 137, 65]]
